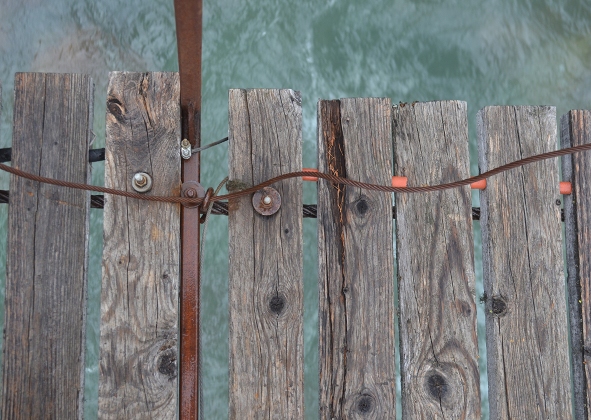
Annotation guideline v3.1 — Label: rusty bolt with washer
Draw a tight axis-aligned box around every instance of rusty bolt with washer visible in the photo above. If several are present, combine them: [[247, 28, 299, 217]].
[[252, 187, 281, 216], [132, 172, 153, 193], [181, 180, 205, 208]]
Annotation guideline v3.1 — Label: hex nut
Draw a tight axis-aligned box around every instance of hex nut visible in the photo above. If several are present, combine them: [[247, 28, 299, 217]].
[[132, 172, 153, 193], [181, 180, 205, 208]]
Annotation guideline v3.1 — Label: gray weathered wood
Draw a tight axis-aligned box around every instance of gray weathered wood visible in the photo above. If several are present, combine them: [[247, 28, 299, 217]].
[[393, 101, 480, 419], [561, 110, 591, 420], [317, 98, 396, 419], [99, 72, 180, 419], [1, 73, 93, 420], [478, 106, 572, 419], [228, 89, 304, 419]]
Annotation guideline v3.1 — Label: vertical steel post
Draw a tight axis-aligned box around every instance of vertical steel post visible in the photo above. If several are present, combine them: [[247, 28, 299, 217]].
[[174, 0, 202, 418]]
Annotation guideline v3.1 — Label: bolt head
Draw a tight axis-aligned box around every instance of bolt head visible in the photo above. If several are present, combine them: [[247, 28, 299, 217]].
[[252, 187, 281, 216], [180, 180, 205, 207]]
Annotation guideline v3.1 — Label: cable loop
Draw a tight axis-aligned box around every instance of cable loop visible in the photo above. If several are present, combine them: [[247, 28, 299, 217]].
[[199, 187, 214, 223]]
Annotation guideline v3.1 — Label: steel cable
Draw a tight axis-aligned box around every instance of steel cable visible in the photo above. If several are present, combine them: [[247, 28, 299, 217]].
[[0, 142, 589, 207]]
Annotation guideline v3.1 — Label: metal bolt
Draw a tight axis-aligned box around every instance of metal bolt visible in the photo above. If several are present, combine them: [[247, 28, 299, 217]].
[[134, 173, 147, 187], [132, 172, 153, 193], [252, 187, 281, 216], [181, 138, 192, 160], [181, 180, 205, 208]]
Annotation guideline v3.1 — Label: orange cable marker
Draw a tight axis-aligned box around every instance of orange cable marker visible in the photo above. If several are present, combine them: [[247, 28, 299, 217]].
[[470, 179, 487, 190], [302, 168, 319, 182], [560, 181, 572, 195], [391, 176, 408, 188]]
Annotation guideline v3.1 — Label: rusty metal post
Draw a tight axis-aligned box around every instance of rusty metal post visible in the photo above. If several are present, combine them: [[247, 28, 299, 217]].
[[174, 0, 202, 418]]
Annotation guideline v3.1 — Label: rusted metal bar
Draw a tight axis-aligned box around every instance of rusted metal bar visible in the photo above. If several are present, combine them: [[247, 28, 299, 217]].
[[174, 0, 203, 418]]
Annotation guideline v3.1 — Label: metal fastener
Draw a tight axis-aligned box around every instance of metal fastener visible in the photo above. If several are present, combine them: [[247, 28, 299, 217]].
[[181, 180, 205, 208], [252, 187, 281, 216], [181, 138, 192, 160], [132, 172, 153, 193]]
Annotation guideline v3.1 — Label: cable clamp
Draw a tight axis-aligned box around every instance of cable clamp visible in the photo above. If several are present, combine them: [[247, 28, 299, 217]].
[[181, 139, 192, 160]]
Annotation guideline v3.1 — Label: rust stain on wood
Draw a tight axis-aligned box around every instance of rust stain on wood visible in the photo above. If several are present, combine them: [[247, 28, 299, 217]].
[[318, 98, 396, 419]]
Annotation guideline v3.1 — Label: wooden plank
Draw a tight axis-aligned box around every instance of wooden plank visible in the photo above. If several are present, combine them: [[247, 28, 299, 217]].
[[99, 72, 180, 418], [561, 110, 591, 420], [1, 73, 93, 419], [228, 89, 304, 419], [478, 106, 572, 419], [317, 98, 396, 419], [393, 101, 480, 418]]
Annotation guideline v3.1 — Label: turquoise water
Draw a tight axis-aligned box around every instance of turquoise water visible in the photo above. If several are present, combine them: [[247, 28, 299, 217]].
[[1, 0, 591, 418]]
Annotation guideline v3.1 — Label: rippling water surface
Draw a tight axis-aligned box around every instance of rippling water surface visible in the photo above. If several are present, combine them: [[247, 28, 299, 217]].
[[1, 0, 590, 418]]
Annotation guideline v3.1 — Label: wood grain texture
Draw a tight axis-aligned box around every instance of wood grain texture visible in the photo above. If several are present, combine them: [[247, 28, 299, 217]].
[[317, 98, 395, 419], [561, 110, 591, 420], [1, 73, 93, 420], [99, 72, 180, 419], [478, 106, 572, 419], [228, 89, 304, 419], [393, 101, 480, 419]]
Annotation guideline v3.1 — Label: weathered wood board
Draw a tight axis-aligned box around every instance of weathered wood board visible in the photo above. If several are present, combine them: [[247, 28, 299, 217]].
[[393, 101, 480, 418], [317, 98, 396, 419], [1, 73, 93, 419], [478, 106, 572, 419], [561, 110, 591, 420], [228, 89, 304, 419], [99, 72, 181, 419]]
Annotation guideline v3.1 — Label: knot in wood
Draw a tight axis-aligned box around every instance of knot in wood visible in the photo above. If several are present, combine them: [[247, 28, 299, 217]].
[[158, 350, 177, 379], [269, 295, 285, 315], [354, 394, 375, 414], [354, 196, 370, 217], [491, 295, 508, 316], [107, 97, 125, 123], [426, 373, 448, 400]]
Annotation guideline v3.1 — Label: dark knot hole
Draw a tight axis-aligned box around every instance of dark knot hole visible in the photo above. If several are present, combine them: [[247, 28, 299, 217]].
[[356, 394, 374, 414], [356, 198, 369, 216], [427, 373, 448, 400], [158, 351, 177, 379], [269, 295, 285, 315], [491, 295, 508, 316]]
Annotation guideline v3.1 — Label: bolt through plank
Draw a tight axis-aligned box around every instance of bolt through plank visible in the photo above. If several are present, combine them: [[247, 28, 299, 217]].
[[394, 101, 481, 418], [561, 110, 591, 420], [317, 98, 396, 419], [98, 72, 181, 419], [478, 106, 572, 419], [1, 73, 93, 419], [228, 89, 304, 419]]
